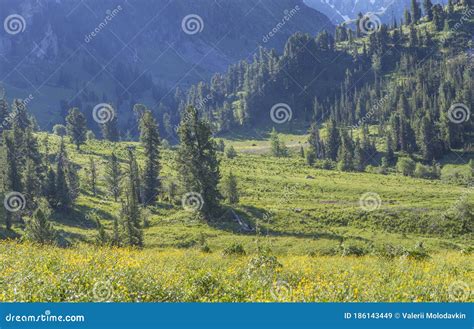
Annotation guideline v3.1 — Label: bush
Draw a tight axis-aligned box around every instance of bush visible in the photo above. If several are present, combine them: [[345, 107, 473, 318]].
[[225, 146, 237, 159], [86, 130, 95, 141], [222, 242, 246, 256], [441, 164, 472, 185], [397, 158, 416, 176], [414, 163, 431, 179]]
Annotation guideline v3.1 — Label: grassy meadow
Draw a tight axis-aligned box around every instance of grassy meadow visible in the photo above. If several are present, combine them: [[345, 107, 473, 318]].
[[0, 132, 473, 302]]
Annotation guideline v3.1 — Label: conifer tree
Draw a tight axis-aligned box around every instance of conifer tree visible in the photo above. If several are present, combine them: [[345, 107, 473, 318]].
[[65, 108, 87, 150], [308, 123, 324, 159], [54, 139, 71, 210], [95, 216, 109, 245], [105, 152, 122, 202], [25, 199, 57, 245], [139, 110, 161, 205], [176, 106, 221, 219], [423, 0, 433, 20], [88, 156, 98, 196], [101, 115, 119, 142], [222, 172, 239, 204], [325, 119, 340, 161], [121, 148, 143, 247], [4, 133, 22, 229]]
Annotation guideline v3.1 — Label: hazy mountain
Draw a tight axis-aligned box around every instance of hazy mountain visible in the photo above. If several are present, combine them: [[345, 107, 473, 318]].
[[304, 0, 448, 24], [0, 0, 333, 128]]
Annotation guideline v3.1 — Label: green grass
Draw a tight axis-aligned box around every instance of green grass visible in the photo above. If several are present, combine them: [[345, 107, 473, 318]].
[[10, 132, 469, 256]]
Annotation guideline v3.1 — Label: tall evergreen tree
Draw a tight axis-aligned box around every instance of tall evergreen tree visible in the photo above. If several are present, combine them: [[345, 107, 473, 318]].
[[88, 156, 98, 196], [325, 119, 340, 161], [222, 172, 239, 204], [176, 106, 221, 219], [122, 147, 143, 247], [105, 152, 122, 202], [423, 0, 433, 20], [54, 138, 71, 210], [65, 108, 87, 150], [101, 115, 119, 142], [139, 110, 161, 205]]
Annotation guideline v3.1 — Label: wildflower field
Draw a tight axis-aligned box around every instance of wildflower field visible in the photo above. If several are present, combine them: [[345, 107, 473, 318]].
[[0, 242, 472, 302]]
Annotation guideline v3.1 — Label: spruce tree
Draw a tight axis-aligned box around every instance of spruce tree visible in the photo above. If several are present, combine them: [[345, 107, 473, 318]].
[[95, 216, 109, 245], [176, 106, 221, 219], [101, 116, 119, 142], [65, 108, 87, 150], [54, 139, 71, 210], [325, 119, 340, 161], [308, 123, 324, 159], [222, 172, 239, 204], [88, 156, 98, 196], [122, 148, 143, 247], [105, 152, 122, 202], [25, 199, 57, 245], [4, 133, 22, 229], [139, 110, 161, 206], [423, 0, 433, 20]]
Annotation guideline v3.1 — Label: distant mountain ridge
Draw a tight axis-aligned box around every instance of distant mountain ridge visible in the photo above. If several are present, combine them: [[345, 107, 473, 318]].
[[304, 0, 448, 23]]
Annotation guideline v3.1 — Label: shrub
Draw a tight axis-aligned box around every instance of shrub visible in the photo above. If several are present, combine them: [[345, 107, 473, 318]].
[[441, 164, 472, 185], [414, 163, 431, 179], [397, 158, 416, 176], [225, 146, 237, 159], [223, 242, 246, 256]]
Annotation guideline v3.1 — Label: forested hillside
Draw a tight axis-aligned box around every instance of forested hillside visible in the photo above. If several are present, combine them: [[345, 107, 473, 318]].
[[0, 0, 472, 303]]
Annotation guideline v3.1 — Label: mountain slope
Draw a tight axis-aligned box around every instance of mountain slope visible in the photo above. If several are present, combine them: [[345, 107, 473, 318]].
[[0, 0, 333, 129]]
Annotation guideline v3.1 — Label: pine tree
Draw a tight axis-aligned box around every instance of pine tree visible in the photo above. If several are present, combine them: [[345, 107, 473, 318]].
[[299, 145, 305, 158], [54, 139, 71, 210], [95, 216, 109, 245], [122, 148, 143, 247], [176, 106, 221, 219], [23, 158, 41, 211], [270, 128, 288, 157], [88, 156, 98, 196], [337, 130, 354, 171], [411, 0, 422, 23], [386, 133, 396, 166], [65, 108, 87, 150], [4, 133, 22, 229], [139, 110, 161, 206], [308, 123, 324, 159], [105, 152, 122, 202], [111, 216, 121, 247], [423, 0, 433, 21], [25, 199, 57, 245], [325, 119, 340, 161], [222, 172, 239, 204], [101, 115, 119, 142]]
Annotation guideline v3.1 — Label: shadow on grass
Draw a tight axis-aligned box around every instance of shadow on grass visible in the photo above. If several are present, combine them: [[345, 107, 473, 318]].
[[208, 205, 343, 242]]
